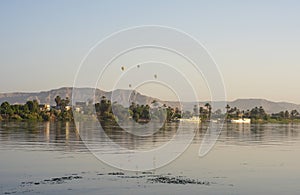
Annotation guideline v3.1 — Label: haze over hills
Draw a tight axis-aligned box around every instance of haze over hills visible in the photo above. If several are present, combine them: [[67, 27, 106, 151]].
[[228, 99, 300, 114], [0, 87, 300, 114], [0, 87, 163, 108]]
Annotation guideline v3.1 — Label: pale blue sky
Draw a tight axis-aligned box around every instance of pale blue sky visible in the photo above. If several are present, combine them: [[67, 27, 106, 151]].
[[0, 1, 300, 103]]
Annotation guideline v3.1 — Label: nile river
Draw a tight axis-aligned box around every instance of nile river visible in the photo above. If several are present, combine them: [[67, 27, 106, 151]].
[[0, 122, 300, 194]]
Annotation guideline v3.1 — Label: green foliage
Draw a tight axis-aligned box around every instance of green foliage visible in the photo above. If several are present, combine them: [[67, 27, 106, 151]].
[[11, 114, 23, 121], [95, 97, 115, 121], [94, 96, 181, 123], [225, 104, 300, 123], [55, 96, 61, 107], [0, 96, 73, 122], [0, 102, 13, 117], [128, 102, 152, 122], [2, 95, 300, 125], [41, 112, 51, 121], [58, 110, 73, 121], [197, 103, 212, 121], [26, 100, 39, 113]]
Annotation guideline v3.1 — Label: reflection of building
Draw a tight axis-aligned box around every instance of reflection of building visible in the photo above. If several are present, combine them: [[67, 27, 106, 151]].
[[65, 122, 69, 142], [39, 104, 51, 111], [45, 122, 50, 142]]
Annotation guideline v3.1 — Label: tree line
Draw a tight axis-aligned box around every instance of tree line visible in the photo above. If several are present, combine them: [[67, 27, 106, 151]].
[[0, 96, 73, 121], [1, 96, 300, 124], [95, 96, 182, 123], [225, 104, 300, 123]]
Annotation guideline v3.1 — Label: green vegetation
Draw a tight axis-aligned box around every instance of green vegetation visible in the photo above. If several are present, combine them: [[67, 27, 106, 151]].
[[225, 104, 300, 123], [0, 96, 73, 121], [198, 103, 212, 121], [1, 96, 300, 124], [94, 97, 182, 123], [0, 95, 184, 123]]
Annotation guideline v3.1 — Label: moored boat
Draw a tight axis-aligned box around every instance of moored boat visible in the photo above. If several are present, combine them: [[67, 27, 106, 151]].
[[179, 116, 201, 123], [230, 118, 251, 123]]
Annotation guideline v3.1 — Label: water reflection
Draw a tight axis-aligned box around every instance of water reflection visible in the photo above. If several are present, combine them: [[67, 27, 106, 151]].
[[98, 121, 180, 151], [1, 121, 300, 194], [0, 122, 300, 153], [45, 122, 50, 142], [0, 121, 85, 152], [217, 123, 300, 146]]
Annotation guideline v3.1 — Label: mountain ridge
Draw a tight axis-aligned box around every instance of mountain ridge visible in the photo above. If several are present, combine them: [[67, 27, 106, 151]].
[[1, 87, 300, 114]]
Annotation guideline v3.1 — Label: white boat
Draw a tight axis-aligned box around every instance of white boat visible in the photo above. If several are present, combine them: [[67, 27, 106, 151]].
[[230, 118, 251, 124], [179, 116, 201, 123]]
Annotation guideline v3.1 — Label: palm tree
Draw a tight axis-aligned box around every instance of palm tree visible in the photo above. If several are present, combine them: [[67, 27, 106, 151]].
[[225, 104, 230, 119], [226, 104, 230, 114], [193, 105, 198, 116], [205, 103, 212, 119], [291, 110, 299, 119], [55, 96, 61, 108], [199, 106, 205, 120], [65, 97, 70, 104]]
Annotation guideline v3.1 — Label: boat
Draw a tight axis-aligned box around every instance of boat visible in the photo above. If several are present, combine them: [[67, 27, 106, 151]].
[[230, 118, 251, 124], [179, 116, 201, 123]]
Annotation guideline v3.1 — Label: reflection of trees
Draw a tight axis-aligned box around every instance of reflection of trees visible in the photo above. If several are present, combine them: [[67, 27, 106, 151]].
[[99, 120, 179, 151], [220, 123, 300, 144], [95, 96, 181, 123], [1, 122, 300, 152], [0, 122, 83, 152]]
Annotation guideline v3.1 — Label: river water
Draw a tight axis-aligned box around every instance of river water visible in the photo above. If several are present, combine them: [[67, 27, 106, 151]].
[[0, 121, 299, 194]]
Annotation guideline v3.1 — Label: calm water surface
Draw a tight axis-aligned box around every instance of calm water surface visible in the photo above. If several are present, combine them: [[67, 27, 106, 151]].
[[0, 121, 300, 194]]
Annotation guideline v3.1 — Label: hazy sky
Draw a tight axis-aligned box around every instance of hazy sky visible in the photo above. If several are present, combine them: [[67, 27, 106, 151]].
[[1, 1, 300, 103]]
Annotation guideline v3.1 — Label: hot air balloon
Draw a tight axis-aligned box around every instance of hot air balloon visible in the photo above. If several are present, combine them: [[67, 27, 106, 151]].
[[121, 66, 125, 71]]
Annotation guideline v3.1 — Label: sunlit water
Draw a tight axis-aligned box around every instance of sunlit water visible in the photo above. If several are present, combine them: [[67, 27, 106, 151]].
[[0, 121, 300, 194]]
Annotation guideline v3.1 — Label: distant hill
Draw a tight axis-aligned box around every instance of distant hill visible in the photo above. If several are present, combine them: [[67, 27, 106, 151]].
[[1, 87, 300, 114], [0, 87, 165, 108], [0, 87, 76, 106], [227, 99, 300, 114]]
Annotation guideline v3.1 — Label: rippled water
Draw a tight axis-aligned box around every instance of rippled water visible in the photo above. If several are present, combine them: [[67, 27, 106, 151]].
[[1, 121, 300, 194]]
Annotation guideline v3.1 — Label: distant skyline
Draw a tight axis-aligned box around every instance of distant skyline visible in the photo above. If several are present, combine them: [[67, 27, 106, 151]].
[[1, 1, 300, 103]]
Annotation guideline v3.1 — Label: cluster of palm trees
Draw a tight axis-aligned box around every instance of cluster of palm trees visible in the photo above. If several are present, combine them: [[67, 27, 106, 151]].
[[225, 104, 268, 120], [54, 96, 70, 111], [225, 104, 300, 121], [94, 96, 182, 123], [94, 96, 114, 120], [193, 103, 212, 121], [271, 109, 300, 120]]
